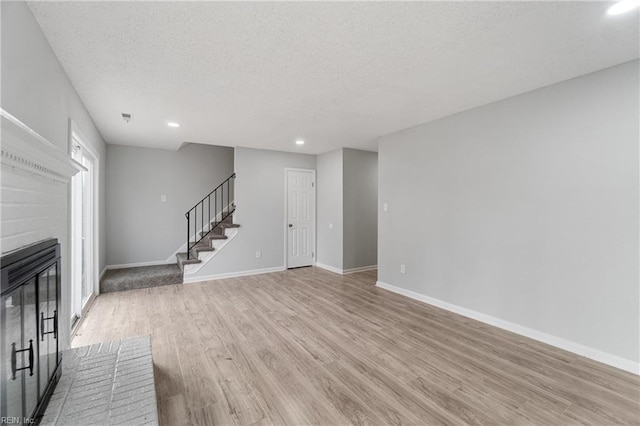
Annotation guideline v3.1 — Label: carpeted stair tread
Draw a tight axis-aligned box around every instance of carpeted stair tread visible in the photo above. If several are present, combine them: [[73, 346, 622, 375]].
[[220, 223, 240, 229], [207, 234, 228, 240], [201, 223, 239, 237], [193, 244, 214, 252], [177, 252, 201, 265], [201, 226, 224, 237], [100, 264, 182, 293]]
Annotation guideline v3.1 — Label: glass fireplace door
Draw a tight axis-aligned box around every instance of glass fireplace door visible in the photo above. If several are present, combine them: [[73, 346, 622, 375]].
[[38, 264, 58, 400], [22, 278, 38, 419], [2, 285, 23, 420], [1, 277, 39, 422]]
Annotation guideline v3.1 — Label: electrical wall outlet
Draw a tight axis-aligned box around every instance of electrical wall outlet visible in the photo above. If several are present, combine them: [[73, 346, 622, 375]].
[[256, 250, 262, 258], [329, 222, 333, 229], [161, 195, 167, 202], [383, 203, 388, 212], [400, 264, 406, 274]]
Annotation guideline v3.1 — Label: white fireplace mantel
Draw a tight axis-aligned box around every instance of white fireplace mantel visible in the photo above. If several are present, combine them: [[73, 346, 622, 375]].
[[1, 109, 85, 183]]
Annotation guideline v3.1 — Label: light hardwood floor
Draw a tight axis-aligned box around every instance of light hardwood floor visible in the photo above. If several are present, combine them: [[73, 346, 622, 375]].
[[73, 267, 640, 425]]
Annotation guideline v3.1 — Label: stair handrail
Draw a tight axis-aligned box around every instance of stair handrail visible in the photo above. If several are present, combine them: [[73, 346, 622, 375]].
[[185, 172, 236, 260]]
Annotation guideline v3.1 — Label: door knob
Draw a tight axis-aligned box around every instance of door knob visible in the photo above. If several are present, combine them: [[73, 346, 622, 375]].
[[288, 224, 293, 228]]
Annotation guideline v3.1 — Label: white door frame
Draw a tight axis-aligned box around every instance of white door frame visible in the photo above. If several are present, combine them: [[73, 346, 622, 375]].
[[68, 120, 100, 327], [284, 168, 316, 269]]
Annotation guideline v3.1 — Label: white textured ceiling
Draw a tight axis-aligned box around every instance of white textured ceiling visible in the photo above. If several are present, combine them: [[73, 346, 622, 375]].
[[29, 1, 639, 154]]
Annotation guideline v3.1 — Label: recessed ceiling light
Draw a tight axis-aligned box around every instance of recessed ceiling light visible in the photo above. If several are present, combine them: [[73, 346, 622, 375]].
[[167, 122, 180, 128], [296, 139, 305, 145], [607, 0, 640, 15]]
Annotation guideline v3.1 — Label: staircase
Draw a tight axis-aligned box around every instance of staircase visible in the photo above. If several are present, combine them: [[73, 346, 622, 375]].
[[100, 173, 239, 293], [176, 213, 240, 272], [176, 172, 239, 273]]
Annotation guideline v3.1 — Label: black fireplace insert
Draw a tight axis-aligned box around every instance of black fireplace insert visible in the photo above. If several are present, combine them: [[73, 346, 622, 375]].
[[1, 239, 61, 425]]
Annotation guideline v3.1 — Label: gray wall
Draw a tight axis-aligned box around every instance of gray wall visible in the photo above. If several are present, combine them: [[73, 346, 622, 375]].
[[316, 149, 344, 270], [378, 60, 639, 364], [106, 143, 234, 266], [1, 1, 108, 349], [191, 147, 316, 278], [343, 149, 378, 270]]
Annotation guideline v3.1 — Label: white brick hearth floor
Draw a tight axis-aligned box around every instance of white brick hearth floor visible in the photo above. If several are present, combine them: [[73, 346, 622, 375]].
[[41, 336, 158, 426]]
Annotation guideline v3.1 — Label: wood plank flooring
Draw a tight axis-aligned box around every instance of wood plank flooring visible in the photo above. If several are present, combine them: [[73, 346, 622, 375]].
[[73, 267, 640, 425]]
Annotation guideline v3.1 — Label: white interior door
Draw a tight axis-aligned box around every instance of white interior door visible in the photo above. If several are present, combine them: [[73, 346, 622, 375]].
[[286, 169, 315, 268]]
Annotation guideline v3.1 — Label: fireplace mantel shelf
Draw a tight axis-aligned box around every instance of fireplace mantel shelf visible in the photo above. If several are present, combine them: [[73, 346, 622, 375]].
[[1, 109, 85, 183]]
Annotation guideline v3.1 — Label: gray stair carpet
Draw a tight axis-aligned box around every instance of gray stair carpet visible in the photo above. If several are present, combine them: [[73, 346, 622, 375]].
[[100, 264, 183, 293]]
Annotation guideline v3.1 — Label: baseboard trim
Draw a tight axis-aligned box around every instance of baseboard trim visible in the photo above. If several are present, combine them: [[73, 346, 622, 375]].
[[315, 262, 343, 274], [344, 265, 377, 275], [106, 260, 175, 270], [183, 266, 286, 284], [375, 280, 639, 376], [316, 263, 377, 275], [99, 267, 107, 280]]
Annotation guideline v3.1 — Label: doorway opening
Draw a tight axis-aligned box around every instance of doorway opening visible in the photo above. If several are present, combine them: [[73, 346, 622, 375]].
[[69, 123, 99, 329]]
